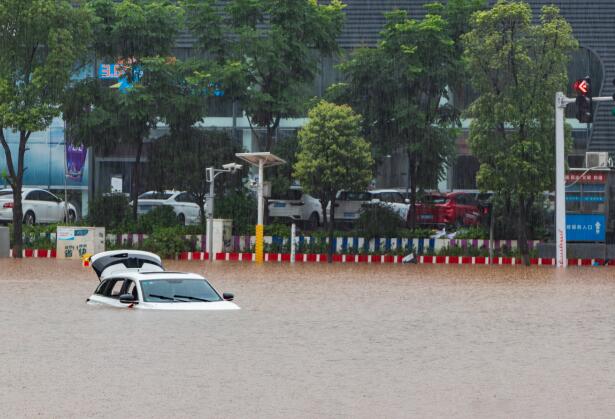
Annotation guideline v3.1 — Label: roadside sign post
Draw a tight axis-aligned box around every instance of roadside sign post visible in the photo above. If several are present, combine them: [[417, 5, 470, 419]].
[[554, 91, 612, 268]]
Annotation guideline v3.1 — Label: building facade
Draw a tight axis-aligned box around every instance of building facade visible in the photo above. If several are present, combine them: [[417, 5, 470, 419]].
[[3, 0, 615, 215]]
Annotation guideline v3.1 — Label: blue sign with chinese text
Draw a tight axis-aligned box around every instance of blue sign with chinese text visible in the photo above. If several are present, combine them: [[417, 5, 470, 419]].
[[566, 214, 605, 242]]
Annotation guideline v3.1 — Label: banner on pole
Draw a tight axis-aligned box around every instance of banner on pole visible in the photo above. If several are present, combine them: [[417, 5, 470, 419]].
[[65, 144, 87, 181]]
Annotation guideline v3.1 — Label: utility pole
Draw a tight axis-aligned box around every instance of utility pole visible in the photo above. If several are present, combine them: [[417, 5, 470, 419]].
[[554, 89, 612, 268]]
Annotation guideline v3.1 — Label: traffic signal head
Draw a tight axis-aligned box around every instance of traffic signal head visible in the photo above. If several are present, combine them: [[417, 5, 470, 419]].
[[574, 76, 592, 123]]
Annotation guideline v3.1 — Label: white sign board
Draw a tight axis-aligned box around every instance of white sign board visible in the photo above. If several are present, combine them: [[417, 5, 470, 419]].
[[56, 226, 106, 259], [111, 176, 123, 193]]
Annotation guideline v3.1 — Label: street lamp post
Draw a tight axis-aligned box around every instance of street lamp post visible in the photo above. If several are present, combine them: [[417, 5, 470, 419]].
[[235, 152, 286, 263], [206, 163, 242, 262]]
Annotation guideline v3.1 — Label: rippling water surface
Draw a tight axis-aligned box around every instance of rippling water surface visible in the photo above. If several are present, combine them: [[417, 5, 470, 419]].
[[1, 259, 615, 418]]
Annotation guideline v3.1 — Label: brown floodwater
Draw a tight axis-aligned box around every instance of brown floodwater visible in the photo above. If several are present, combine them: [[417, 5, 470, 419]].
[[1, 259, 615, 418]]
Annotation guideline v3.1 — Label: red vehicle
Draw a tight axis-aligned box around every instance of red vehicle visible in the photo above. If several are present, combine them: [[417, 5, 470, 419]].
[[410, 192, 482, 227]]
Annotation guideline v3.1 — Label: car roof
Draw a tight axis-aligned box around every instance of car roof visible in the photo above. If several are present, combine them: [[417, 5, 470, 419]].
[[106, 271, 206, 282], [370, 189, 401, 194], [0, 187, 44, 193]]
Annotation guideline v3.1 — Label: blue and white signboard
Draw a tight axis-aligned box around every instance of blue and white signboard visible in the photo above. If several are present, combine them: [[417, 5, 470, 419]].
[[566, 214, 605, 242]]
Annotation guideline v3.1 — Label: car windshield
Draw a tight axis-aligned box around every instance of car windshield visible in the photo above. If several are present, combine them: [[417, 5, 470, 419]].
[[141, 278, 222, 303], [0, 190, 12, 197], [139, 192, 172, 200], [422, 195, 449, 205]]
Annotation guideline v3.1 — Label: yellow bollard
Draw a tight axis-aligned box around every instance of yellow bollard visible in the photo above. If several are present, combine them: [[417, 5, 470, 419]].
[[255, 224, 264, 263], [82, 252, 93, 268]]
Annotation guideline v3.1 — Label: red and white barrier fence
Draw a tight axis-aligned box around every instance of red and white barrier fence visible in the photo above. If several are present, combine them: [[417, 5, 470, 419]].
[[6, 248, 615, 267]]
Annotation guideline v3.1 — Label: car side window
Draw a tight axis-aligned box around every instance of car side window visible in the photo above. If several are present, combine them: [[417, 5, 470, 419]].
[[126, 280, 137, 299], [101, 278, 127, 298], [95, 280, 110, 295], [25, 191, 39, 201], [39, 191, 58, 202]]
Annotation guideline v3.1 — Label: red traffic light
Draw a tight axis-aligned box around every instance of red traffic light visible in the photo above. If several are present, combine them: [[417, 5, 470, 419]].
[[573, 79, 590, 95]]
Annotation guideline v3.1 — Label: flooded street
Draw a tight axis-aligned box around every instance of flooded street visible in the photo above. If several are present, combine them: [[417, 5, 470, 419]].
[[1, 260, 615, 418]]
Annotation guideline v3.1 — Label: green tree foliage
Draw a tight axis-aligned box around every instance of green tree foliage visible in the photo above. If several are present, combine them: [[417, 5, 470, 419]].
[[293, 100, 373, 261], [63, 0, 184, 220], [147, 129, 244, 231], [463, 1, 577, 263], [331, 5, 475, 226], [222, 0, 345, 151], [0, 0, 92, 257]]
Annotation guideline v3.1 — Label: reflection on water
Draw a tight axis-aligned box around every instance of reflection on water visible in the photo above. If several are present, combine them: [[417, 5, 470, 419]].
[[1, 259, 615, 418]]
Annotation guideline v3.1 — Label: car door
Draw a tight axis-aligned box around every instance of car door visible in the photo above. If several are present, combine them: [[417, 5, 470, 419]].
[[40, 190, 63, 222], [175, 193, 199, 224], [89, 277, 133, 308], [24, 190, 48, 222]]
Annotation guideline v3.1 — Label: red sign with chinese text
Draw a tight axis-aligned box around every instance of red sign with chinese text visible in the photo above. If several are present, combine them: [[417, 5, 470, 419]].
[[565, 171, 607, 184]]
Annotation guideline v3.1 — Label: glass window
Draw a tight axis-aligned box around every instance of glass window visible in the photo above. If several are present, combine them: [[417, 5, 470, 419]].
[[141, 278, 222, 303], [95, 280, 110, 295], [25, 191, 40, 201], [272, 189, 302, 200], [422, 195, 449, 205], [346, 192, 370, 201], [39, 190, 58, 202], [109, 279, 126, 298], [126, 280, 137, 299], [139, 192, 172, 200], [0, 190, 12, 197]]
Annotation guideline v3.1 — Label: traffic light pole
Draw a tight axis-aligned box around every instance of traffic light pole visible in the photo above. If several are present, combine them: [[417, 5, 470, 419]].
[[554, 92, 612, 268]]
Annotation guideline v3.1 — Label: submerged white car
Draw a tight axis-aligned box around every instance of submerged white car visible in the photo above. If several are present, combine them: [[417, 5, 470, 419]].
[[86, 250, 240, 311]]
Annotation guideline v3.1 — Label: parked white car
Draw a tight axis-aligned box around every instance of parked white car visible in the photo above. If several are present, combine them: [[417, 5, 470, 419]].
[[86, 250, 240, 311], [327, 189, 410, 225], [0, 188, 78, 224], [268, 187, 322, 228], [136, 191, 206, 225]]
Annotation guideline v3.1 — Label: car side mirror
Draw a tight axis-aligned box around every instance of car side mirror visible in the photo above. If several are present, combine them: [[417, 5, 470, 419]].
[[119, 293, 138, 304], [404, 198, 410, 204], [223, 292, 234, 301]]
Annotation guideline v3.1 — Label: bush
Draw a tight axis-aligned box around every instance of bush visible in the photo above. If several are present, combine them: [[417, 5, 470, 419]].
[[141, 226, 189, 258], [87, 194, 130, 229], [265, 222, 291, 237], [215, 190, 257, 235], [355, 203, 406, 238], [454, 226, 489, 239], [137, 205, 180, 233]]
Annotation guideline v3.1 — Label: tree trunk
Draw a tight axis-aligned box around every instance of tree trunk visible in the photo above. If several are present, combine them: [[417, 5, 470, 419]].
[[12, 136, 26, 258], [328, 197, 336, 263], [320, 199, 328, 229], [517, 195, 530, 266], [131, 139, 144, 221], [408, 151, 417, 229], [11, 178, 23, 258]]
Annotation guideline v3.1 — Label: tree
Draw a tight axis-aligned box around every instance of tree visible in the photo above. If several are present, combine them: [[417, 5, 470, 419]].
[[222, 0, 345, 151], [63, 0, 184, 220], [331, 7, 470, 227], [0, 0, 92, 257], [293, 101, 373, 262], [147, 129, 243, 231], [463, 1, 577, 264]]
